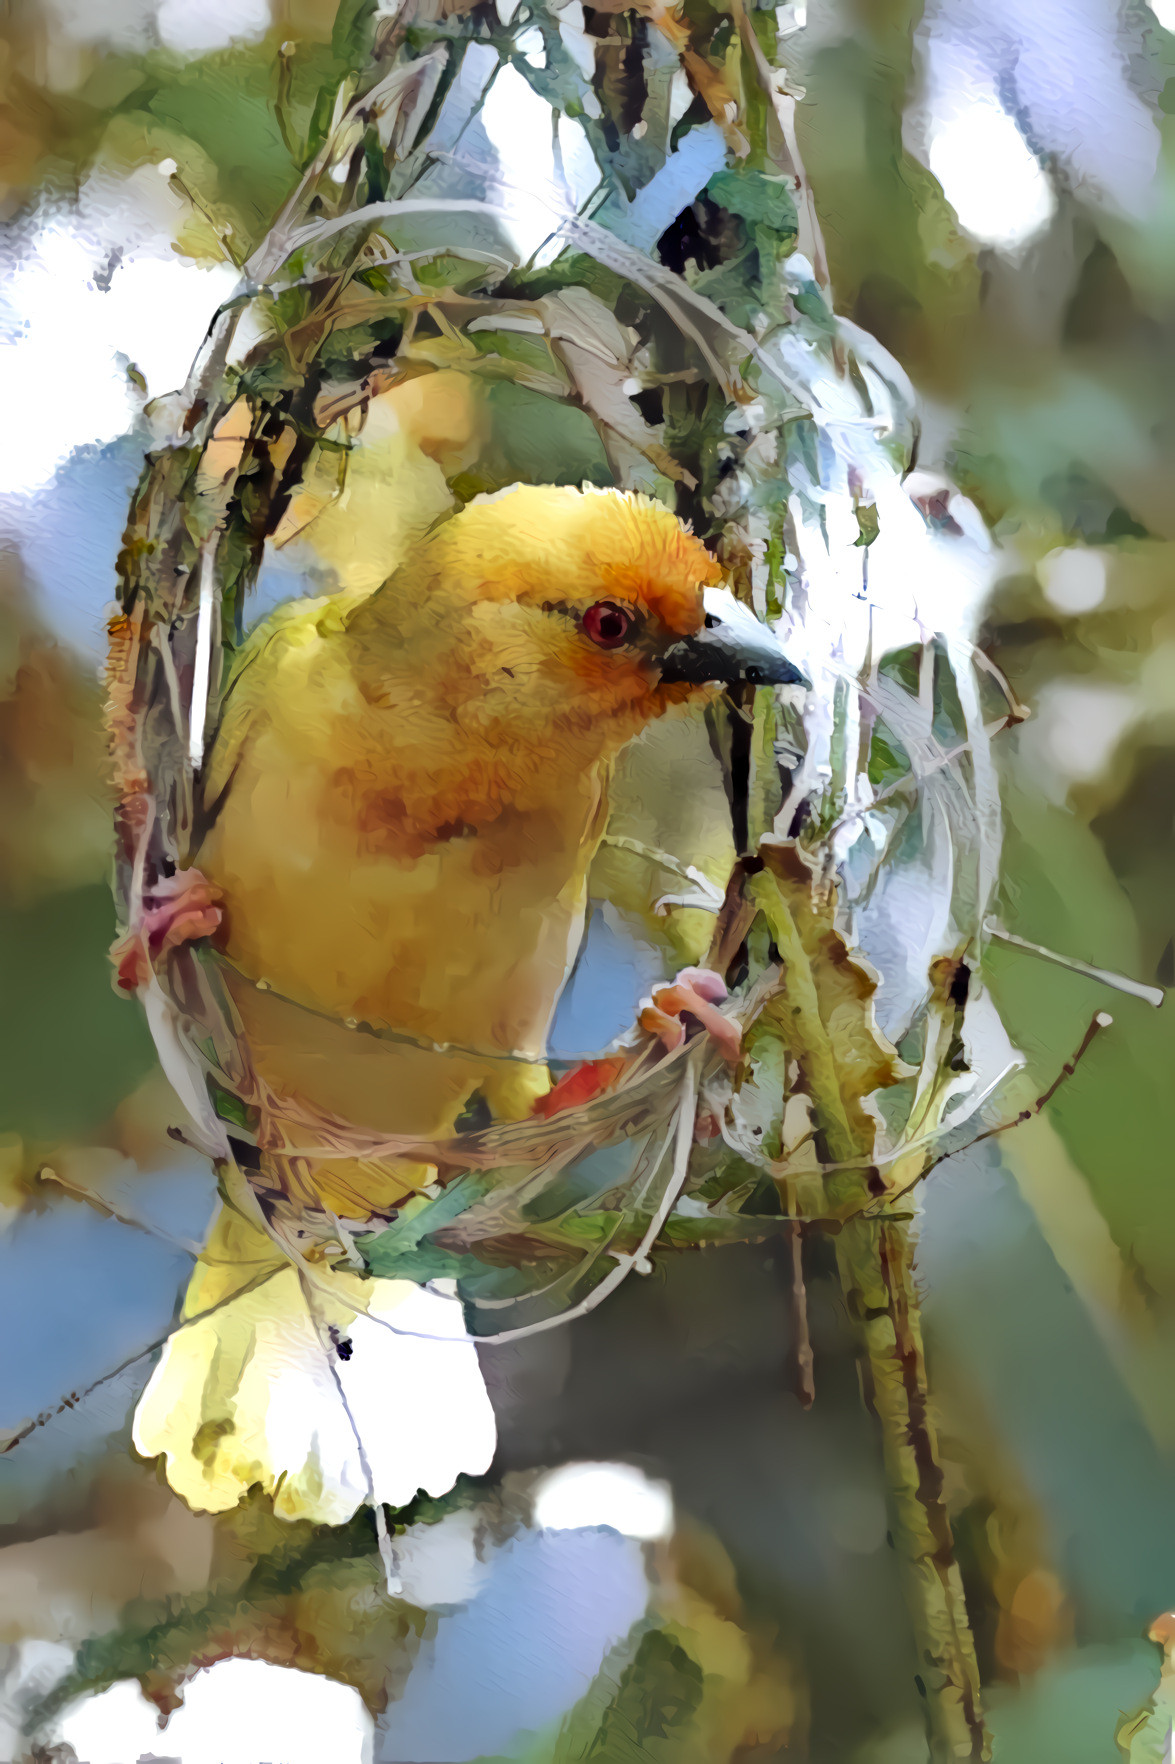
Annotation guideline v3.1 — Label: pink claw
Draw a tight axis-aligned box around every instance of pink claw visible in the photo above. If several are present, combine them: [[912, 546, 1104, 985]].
[[639, 967, 741, 1062], [675, 966, 730, 1004], [113, 870, 223, 993]]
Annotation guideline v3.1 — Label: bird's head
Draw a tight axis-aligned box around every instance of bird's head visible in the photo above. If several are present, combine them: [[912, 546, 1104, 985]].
[[351, 484, 805, 760]]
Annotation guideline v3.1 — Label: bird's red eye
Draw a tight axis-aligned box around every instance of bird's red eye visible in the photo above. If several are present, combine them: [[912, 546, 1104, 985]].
[[583, 601, 632, 649]]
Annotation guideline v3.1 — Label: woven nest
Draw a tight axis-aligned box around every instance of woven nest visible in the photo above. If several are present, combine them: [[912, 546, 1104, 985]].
[[104, 0, 1026, 1339]]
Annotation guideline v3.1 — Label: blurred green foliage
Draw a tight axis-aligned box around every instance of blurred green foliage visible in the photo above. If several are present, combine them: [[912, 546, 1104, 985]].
[[0, 884, 156, 1143]]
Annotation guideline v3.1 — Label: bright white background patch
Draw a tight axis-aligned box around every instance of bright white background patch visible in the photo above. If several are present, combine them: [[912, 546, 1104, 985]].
[[46, 0, 270, 53], [927, 95, 1056, 251], [156, 0, 270, 54], [1037, 545, 1109, 615], [394, 1506, 494, 1607], [58, 1659, 374, 1764], [0, 205, 236, 497], [479, 63, 600, 261], [916, 0, 1159, 225], [532, 1460, 675, 1539]]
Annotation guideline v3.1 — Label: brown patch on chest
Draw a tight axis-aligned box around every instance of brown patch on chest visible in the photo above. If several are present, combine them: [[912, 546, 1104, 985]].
[[352, 786, 470, 859], [333, 767, 521, 866]]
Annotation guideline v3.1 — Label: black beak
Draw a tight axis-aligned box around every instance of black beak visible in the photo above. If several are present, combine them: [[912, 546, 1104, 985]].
[[658, 589, 809, 689]]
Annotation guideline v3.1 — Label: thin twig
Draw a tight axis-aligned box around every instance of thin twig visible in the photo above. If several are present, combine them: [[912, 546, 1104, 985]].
[[906, 1012, 1112, 1196], [0, 1267, 281, 1456], [985, 923, 1164, 1009], [599, 835, 726, 910], [786, 1221, 815, 1408], [36, 1167, 202, 1259]]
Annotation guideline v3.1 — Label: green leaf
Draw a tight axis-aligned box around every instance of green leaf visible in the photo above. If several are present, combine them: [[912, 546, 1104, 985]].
[[548, 1622, 705, 1764], [853, 500, 880, 548], [143, 54, 297, 244], [707, 166, 798, 237], [357, 1172, 492, 1273], [0, 886, 156, 1142], [331, 0, 380, 68], [209, 1084, 254, 1132]]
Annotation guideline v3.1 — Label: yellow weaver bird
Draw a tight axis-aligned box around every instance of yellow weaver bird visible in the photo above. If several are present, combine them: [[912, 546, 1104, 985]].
[[118, 478, 802, 1523]]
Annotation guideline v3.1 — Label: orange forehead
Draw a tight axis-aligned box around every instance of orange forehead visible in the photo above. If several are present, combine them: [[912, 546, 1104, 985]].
[[568, 486, 721, 636], [592, 520, 721, 637], [432, 484, 721, 636]]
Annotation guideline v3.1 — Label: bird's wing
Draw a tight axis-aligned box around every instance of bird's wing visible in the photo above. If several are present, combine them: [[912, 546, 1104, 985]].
[[199, 592, 349, 831]]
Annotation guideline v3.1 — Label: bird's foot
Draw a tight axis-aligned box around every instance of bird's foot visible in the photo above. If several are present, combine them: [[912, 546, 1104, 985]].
[[531, 969, 739, 1123], [639, 967, 741, 1061], [113, 869, 223, 993]]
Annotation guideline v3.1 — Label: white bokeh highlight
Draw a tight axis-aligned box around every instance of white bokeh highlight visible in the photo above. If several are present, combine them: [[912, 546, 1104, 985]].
[[532, 1461, 675, 1540], [916, 0, 1160, 224], [394, 1506, 494, 1607], [1038, 546, 1109, 615], [58, 1660, 373, 1764], [927, 95, 1056, 251], [1018, 677, 1138, 799], [46, 0, 270, 53], [157, 0, 271, 54]]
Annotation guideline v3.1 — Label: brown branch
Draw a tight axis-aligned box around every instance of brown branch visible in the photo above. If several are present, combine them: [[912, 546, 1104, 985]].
[[787, 1221, 815, 1408]]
